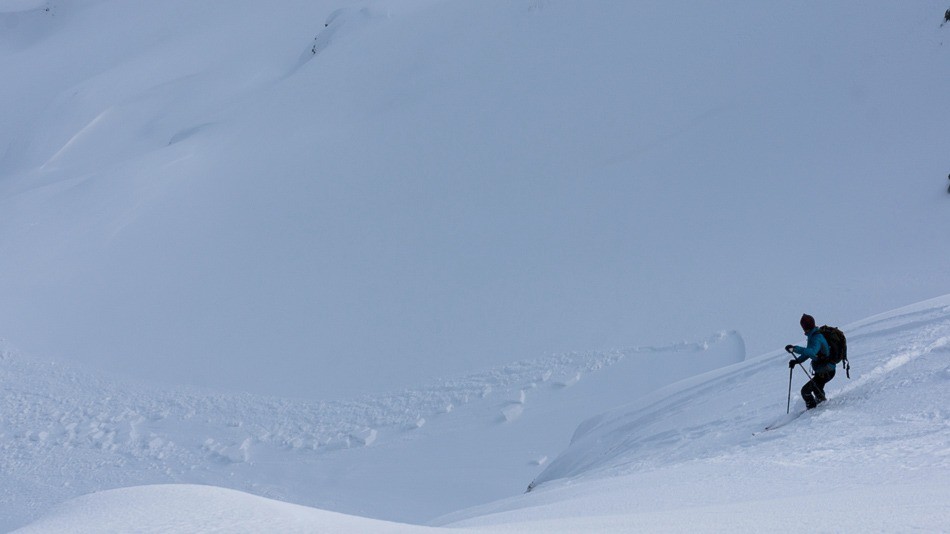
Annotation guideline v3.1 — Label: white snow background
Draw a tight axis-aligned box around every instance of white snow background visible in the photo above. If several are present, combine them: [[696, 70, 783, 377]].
[[1, 0, 949, 531]]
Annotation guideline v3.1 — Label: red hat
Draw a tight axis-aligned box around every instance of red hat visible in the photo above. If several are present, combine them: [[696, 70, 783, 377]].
[[800, 314, 816, 332]]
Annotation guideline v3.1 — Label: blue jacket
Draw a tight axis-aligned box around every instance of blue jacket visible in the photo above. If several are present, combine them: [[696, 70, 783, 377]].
[[792, 327, 834, 374]]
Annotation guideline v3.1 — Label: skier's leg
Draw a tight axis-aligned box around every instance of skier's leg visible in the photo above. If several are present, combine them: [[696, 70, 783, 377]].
[[801, 380, 818, 409], [814, 370, 835, 404]]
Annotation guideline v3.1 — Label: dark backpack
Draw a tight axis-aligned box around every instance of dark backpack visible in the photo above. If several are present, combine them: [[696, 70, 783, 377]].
[[818, 325, 850, 378]]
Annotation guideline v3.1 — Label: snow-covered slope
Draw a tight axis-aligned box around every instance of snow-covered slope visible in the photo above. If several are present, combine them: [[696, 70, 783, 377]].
[[528, 296, 950, 490], [4, 1, 950, 531], [438, 295, 950, 531], [12, 296, 950, 532], [2, 1, 949, 401], [0, 331, 742, 530], [13, 485, 429, 534]]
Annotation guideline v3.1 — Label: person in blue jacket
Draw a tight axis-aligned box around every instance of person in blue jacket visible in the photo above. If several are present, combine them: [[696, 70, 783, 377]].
[[785, 314, 835, 409]]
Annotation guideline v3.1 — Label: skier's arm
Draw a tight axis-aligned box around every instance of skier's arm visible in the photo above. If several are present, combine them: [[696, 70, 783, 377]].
[[803, 335, 821, 358], [792, 335, 821, 362]]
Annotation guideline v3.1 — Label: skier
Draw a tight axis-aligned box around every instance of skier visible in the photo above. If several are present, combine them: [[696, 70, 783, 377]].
[[945, 8, 950, 24], [784, 313, 835, 409]]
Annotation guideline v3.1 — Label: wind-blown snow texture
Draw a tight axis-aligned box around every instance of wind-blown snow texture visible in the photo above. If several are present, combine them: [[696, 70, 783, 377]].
[[0, 332, 743, 530], [3, 0, 950, 531]]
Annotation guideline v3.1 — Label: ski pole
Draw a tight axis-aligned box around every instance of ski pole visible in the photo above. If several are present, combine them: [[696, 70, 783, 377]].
[[787, 365, 793, 414], [796, 362, 813, 381], [784, 346, 801, 413]]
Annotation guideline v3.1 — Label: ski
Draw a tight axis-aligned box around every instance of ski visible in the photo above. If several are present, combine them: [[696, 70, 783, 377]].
[[753, 408, 812, 435], [764, 411, 806, 431]]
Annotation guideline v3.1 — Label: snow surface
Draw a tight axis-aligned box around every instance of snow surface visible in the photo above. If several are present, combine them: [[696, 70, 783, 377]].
[[3, 0, 950, 531], [0, 331, 743, 530], [10, 297, 950, 532], [442, 295, 950, 530], [14, 485, 429, 534]]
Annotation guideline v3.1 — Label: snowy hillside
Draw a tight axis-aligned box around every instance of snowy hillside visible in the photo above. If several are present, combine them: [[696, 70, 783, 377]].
[[12, 297, 950, 532], [2, 0, 949, 401], [4, 0, 950, 531]]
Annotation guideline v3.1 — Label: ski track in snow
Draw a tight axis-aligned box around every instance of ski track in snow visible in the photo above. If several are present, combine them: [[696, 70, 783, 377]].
[[0, 351, 592, 460]]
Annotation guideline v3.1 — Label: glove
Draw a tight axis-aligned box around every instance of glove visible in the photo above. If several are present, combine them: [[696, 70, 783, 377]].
[[784, 344, 794, 354], [788, 359, 797, 369]]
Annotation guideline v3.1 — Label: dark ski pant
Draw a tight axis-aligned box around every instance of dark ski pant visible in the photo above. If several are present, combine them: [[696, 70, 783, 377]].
[[801, 370, 835, 409]]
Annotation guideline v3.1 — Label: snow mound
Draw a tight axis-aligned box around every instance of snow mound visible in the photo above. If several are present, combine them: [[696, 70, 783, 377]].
[[12, 485, 424, 534]]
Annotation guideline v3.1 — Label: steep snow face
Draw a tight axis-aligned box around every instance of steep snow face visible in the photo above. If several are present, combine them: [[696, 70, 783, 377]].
[[2, 1, 950, 400], [439, 295, 950, 531], [0, 331, 742, 530]]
